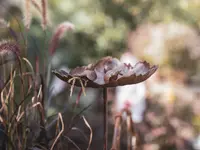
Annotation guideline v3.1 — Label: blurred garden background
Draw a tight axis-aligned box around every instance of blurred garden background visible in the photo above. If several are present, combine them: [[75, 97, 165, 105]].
[[0, 0, 200, 149]]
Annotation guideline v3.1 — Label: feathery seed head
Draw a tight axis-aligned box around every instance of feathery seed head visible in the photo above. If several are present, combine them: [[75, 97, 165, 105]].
[[0, 40, 20, 65], [49, 21, 75, 55]]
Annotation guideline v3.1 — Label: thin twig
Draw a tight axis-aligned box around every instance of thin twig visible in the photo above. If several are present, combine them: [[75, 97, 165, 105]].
[[103, 88, 108, 150], [82, 116, 93, 150], [68, 77, 86, 96], [111, 113, 122, 150], [16, 106, 22, 121], [65, 102, 93, 134], [126, 110, 136, 150], [126, 113, 132, 150], [37, 85, 42, 99], [10, 89, 34, 123], [16, 101, 44, 122], [69, 77, 76, 97], [0, 71, 16, 113], [50, 113, 64, 150], [71, 127, 88, 141], [22, 57, 35, 94], [22, 58, 35, 76]]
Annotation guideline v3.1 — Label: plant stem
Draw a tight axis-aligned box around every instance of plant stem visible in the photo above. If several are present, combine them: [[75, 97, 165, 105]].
[[126, 110, 136, 150], [103, 88, 108, 150], [111, 113, 122, 150], [127, 114, 132, 150]]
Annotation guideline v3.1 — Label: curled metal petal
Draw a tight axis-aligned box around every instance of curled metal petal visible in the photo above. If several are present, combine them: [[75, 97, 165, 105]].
[[52, 56, 158, 88]]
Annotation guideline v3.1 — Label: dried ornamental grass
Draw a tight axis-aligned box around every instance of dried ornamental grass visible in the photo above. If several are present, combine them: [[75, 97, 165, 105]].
[[0, 40, 20, 85], [23, 0, 48, 30], [49, 22, 75, 55], [0, 40, 20, 65]]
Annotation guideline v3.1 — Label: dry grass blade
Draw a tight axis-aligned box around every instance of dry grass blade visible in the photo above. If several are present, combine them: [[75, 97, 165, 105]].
[[31, 101, 45, 123], [16, 101, 44, 122], [69, 77, 76, 97], [0, 92, 6, 113], [50, 113, 64, 150], [0, 116, 5, 127], [31, 101, 43, 108], [22, 57, 36, 95], [9, 69, 15, 113], [16, 110, 24, 122], [37, 85, 42, 99], [82, 116, 92, 150], [5, 70, 15, 103], [16, 106, 22, 122], [0, 70, 16, 114], [63, 136, 81, 150], [8, 72, 34, 95], [68, 77, 87, 96], [22, 58, 35, 76], [71, 127, 89, 141], [68, 77, 86, 96]]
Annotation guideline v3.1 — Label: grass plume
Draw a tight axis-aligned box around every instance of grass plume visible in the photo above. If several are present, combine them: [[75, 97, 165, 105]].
[[49, 22, 75, 55], [30, 0, 42, 13], [41, 0, 47, 30], [0, 40, 20, 66], [24, 0, 32, 29]]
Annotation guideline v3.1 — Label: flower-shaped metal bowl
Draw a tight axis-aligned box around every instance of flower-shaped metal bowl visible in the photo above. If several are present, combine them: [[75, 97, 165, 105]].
[[52, 56, 158, 88]]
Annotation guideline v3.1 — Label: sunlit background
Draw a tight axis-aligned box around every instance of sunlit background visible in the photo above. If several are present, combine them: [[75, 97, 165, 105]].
[[0, 0, 200, 149]]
